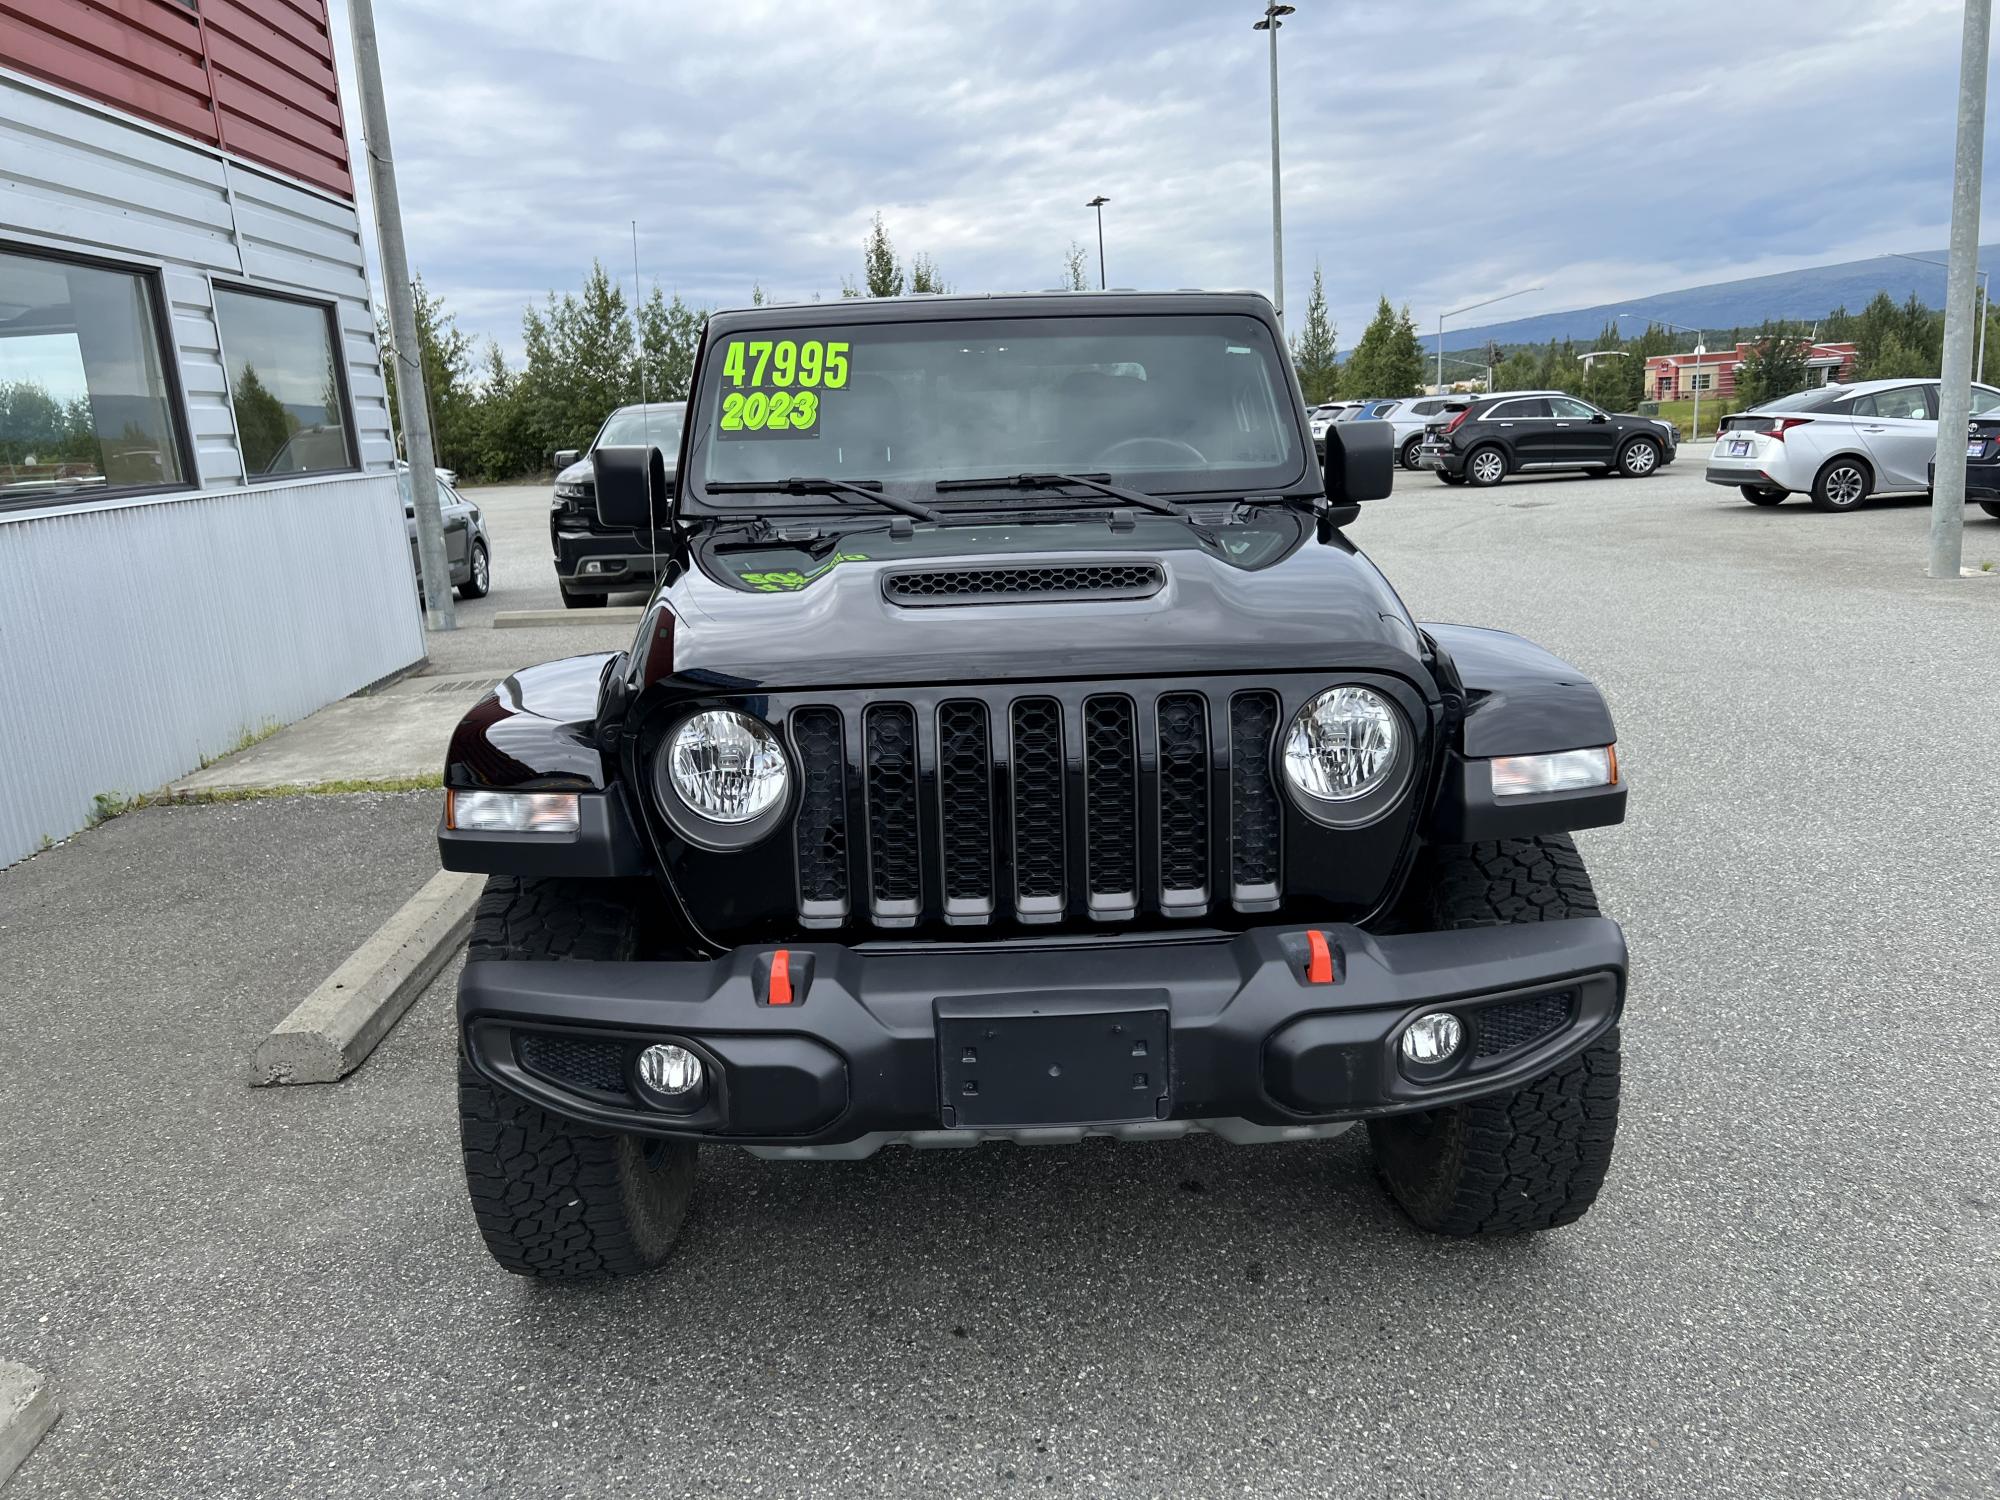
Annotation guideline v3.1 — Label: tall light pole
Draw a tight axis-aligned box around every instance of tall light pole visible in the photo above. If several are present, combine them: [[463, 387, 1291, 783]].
[[1253, 4, 1293, 323], [1926, 0, 1991, 580], [1882, 250, 1988, 383], [1618, 312, 1706, 440], [1438, 285, 1542, 393], [1086, 195, 1110, 289]]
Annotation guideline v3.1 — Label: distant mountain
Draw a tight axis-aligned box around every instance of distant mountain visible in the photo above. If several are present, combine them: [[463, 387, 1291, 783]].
[[1437, 246, 2000, 354]]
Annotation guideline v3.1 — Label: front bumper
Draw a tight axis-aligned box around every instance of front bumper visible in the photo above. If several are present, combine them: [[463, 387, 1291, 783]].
[[459, 918, 1627, 1149], [552, 521, 665, 590]]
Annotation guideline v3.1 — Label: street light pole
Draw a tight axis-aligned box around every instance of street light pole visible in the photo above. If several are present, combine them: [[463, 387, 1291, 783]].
[[1252, 5, 1293, 323], [1086, 195, 1109, 289], [1928, 0, 1992, 580], [1438, 286, 1543, 393]]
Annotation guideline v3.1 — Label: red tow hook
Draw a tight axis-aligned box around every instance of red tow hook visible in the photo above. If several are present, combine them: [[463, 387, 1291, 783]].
[[768, 949, 794, 1005], [1305, 930, 1336, 985]]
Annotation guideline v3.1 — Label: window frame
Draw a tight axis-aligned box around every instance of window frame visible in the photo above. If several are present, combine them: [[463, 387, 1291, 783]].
[[209, 278, 360, 484], [0, 238, 198, 517]]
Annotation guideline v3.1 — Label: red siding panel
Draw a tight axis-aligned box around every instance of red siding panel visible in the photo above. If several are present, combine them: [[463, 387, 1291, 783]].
[[1, 0, 353, 198]]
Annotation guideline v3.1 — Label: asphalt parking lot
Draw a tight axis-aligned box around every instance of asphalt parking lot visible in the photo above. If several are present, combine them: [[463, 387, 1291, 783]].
[[3, 458, 1997, 1498]]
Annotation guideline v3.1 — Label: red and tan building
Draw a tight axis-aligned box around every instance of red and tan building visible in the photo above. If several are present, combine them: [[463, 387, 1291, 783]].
[[0, 1, 419, 865], [1644, 340, 1859, 402]]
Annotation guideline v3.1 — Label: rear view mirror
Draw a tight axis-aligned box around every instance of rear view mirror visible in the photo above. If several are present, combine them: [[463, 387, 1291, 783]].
[[593, 444, 669, 531], [553, 448, 581, 471], [1323, 418, 1394, 504]]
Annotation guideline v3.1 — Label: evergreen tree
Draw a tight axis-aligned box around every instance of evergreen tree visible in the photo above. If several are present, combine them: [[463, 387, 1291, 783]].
[[517, 260, 635, 456], [231, 364, 296, 474], [1343, 296, 1425, 398], [1289, 262, 1339, 404], [380, 273, 477, 476], [863, 213, 904, 298], [1734, 329, 1810, 408], [908, 253, 947, 294], [636, 288, 706, 401]]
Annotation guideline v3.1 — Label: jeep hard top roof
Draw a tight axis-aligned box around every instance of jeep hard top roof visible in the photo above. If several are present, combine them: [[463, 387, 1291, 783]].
[[702, 289, 1281, 340]]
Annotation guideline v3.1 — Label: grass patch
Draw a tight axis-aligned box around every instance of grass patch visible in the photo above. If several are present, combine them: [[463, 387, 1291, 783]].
[[85, 774, 443, 826], [1652, 398, 1741, 441], [198, 719, 283, 770]]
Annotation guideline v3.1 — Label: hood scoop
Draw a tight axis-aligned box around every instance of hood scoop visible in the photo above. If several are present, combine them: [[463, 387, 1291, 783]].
[[882, 561, 1166, 607]]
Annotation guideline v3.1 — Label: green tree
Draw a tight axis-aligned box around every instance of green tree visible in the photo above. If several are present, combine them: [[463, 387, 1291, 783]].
[[470, 340, 539, 478], [908, 252, 947, 294], [1733, 329, 1810, 408], [517, 260, 635, 456], [1867, 334, 1933, 379], [380, 273, 477, 476], [1062, 241, 1090, 291], [231, 364, 296, 474], [636, 288, 705, 401], [862, 212, 904, 298], [1289, 261, 1339, 404], [1343, 296, 1426, 397]]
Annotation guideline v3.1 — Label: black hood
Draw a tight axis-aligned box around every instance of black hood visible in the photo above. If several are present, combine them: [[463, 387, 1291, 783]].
[[629, 515, 1426, 693]]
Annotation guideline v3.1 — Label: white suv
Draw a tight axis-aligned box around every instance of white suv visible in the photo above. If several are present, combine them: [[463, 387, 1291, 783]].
[[1370, 396, 1472, 470], [1705, 378, 2000, 511]]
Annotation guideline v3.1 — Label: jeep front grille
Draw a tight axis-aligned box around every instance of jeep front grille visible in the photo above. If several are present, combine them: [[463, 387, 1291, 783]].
[[783, 684, 1289, 931], [1474, 991, 1574, 1057]]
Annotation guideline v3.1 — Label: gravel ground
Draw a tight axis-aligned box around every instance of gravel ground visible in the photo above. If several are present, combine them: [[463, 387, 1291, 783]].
[[2, 463, 1997, 1498]]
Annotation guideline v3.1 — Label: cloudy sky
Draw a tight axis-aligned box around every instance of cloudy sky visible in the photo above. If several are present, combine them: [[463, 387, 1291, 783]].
[[329, 0, 1991, 362]]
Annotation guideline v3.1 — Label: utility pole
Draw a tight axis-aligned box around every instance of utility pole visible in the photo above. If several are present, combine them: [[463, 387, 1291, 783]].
[[1253, 5, 1293, 324], [348, 0, 454, 630], [1930, 0, 1992, 579]]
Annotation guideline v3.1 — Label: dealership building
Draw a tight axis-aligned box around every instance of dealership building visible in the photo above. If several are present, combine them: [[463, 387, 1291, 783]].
[[0, 1, 421, 866]]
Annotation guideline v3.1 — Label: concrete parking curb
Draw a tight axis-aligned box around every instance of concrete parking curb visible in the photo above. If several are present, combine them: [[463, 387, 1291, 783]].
[[493, 606, 646, 629], [0, 1363, 57, 1490], [251, 870, 484, 1086]]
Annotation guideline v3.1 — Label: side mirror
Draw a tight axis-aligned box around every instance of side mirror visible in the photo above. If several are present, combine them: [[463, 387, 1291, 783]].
[[593, 444, 669, 531], [1590, 413, 1608, 424], [1322, 418, 1394, 506], [553, 448, 581, 471]]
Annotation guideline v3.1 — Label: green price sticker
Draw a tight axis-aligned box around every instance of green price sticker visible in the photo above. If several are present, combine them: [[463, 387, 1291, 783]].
[[716, 338, 849, 440]]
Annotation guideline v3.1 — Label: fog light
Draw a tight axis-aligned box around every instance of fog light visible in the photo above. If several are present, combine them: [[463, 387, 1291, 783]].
[[583, 560, 604, 574], [638, 1043, 703, 1095], [1400, 1012, 1462, 1065]]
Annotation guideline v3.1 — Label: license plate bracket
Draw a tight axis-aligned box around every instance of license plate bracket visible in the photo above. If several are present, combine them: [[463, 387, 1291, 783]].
[[936, 996, 1169, 1128]]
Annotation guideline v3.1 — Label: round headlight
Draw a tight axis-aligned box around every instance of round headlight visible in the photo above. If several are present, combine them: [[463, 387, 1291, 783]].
[[1283, 686, 1402, 804], [665, 710, 789, 823]]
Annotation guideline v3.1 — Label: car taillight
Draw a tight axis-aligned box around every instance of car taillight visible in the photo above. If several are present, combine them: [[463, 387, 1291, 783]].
[[1443, 409, 1470, 435], [1759, 417, 1812, 442]]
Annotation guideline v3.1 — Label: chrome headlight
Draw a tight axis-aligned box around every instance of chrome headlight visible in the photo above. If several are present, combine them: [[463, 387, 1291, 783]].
[[1283, 686, 1404, 806], [663, 711, 789, 824], [555, 480, 589, 502]]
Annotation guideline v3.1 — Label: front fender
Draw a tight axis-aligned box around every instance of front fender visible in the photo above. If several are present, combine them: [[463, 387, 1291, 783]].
[[1421, 624, 1625, 843]]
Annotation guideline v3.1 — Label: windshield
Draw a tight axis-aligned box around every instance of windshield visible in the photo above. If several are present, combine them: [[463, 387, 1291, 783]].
[[593, 404, 686, 451], [686, 314, 1305, 503], [1753, 387, 1848, 414]]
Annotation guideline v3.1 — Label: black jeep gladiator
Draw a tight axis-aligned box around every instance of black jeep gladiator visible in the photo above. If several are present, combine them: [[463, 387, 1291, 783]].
[[439, 291, 1629, 1281]]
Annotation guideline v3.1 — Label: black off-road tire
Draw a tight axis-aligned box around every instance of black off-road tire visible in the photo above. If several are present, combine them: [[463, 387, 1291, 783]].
[[457, 877, 697, 1280], [1369, 836, 1621, 1236], [1981, 500, 2000, 520], [1740, 485, 1786, 506], [559, 581, 607, 609]]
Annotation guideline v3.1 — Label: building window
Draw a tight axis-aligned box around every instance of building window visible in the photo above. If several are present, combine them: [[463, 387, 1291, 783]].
[[1690, 373, 1713, 392], [213, 286, 355, 479], [1, 246, 189, 509]]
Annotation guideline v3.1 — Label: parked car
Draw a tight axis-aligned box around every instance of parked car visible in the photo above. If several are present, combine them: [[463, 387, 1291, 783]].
[[1924, 409, 2000, 520], [1370, 396, 1472, 470], [401, 467, 489, 601], [1705, 378, 2000, 511], [438, 289, 1631, 1281], [1420, 391, 1676, 486], [1307, 401, 1350, 450], [551, 401, 687, 607]]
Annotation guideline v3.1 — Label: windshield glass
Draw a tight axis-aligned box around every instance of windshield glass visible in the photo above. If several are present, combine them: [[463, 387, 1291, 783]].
[[593, 404, 685, 450], [687, 314, 1305, 502]]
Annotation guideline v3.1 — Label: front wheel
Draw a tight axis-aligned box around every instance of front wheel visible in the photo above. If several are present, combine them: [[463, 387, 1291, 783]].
[[1399, 435, 1426, 471], [1618, 436, 1661, 477], [559, 581, 607, 609], [459, 541, 491, 599], [458, 877, 697, 1280], [1981, 500, 2000, 520], [1369, 836, 1621, 1235], [1464, 446, 1507, 487], [1810, 457, 1871, 512], [1740, 486, 1787, 506]]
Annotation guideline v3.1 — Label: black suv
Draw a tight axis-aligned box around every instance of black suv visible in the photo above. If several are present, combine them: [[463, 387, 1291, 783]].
[[1420, 391, 1676, 486], [550, 401, 686, 607], [440, 292, 1630, 1281]]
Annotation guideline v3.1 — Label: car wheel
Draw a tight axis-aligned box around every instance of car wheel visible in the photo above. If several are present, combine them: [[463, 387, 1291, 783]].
[[1399, 435, 1425, 471], [1438, 472, 1468, 486], [459, 541, 491, 599], [1810, 457, 1872, 512], [1740, 486, 1787, 506], [559, 581, 607, 609], [1369, 835, 1620, 1236], [1618, 436, 1661, 477], [1981, 501, 2000, 521], [458, 877, 698, 1281], [1465, 446, 1507, 487]]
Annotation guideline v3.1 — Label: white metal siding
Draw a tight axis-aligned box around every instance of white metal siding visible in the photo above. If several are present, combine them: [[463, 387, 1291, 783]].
[[0, 72, 422, 867]]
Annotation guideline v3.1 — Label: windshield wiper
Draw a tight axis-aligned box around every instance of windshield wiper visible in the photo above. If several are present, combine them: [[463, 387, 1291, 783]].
[[933, 472, 1191, 519], [707, 476, 942, 524]]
